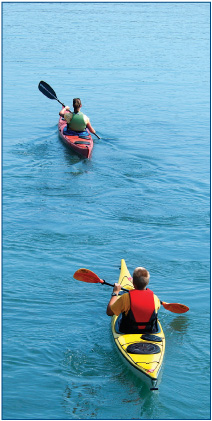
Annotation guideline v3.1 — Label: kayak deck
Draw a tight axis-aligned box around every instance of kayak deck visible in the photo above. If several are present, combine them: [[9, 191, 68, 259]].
[[58, 117, 94, 159], [111, 259, 165, 390]]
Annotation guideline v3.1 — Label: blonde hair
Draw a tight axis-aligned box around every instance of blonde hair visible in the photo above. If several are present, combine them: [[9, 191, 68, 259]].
[[133, 267, 150, 290]]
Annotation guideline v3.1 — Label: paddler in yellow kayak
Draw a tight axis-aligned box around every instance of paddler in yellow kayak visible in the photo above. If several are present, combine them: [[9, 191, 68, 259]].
[[59, 98, 96, 135], [106, 267, 161, 334]]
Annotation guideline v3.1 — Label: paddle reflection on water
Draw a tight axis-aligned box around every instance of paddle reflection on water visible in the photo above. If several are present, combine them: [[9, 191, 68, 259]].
[[168, 315, 190, 334]]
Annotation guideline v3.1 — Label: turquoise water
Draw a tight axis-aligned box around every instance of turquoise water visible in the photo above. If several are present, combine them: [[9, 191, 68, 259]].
[[2, 2, 210, 420]]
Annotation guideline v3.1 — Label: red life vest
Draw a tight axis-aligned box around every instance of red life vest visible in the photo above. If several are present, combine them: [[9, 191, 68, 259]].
[[119, 288, 158, 333], [129, 289, 156, 330]]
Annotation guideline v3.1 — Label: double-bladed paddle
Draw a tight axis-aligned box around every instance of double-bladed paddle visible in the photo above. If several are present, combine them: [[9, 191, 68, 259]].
[[38, 81, 101, 139], [73, 268, 189, 314]]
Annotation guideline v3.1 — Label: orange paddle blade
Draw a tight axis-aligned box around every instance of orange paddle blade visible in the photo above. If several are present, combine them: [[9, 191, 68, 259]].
[[161, 301, 189, 314], [73, 268, 104, 284]]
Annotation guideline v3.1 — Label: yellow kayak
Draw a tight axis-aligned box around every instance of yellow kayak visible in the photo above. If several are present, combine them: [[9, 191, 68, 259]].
[[111, 259, 165, 390]]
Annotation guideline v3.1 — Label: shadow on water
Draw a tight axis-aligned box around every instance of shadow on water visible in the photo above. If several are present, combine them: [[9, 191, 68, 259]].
[[168, 315, 190, 334]]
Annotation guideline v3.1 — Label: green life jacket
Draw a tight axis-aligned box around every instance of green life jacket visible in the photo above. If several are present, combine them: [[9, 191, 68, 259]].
[[68, 111, 86, 132]]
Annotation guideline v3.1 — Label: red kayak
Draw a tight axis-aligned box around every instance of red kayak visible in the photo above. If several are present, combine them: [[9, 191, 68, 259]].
[[58, 117, 94, 159]]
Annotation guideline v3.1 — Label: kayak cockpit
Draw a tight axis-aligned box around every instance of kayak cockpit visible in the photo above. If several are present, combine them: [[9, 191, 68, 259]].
[[115, 313, 161, 335], [63, 126, 91, 140]]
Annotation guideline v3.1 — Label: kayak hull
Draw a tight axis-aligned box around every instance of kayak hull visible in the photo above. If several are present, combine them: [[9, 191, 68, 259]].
[[58, 117, 93, 159], [111, 259, 165, 390]]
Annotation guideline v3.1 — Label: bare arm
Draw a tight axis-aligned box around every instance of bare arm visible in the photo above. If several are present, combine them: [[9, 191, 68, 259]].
[[86, 120, 96, 135], [106, 283, 122, 316]]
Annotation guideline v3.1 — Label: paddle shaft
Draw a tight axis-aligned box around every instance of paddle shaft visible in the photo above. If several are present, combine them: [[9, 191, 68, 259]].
[[54, 97, 65, 107], [102, 279, 129, 292]]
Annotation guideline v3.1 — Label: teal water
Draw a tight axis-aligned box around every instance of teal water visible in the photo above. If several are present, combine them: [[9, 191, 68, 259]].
[[2, 2, 210, 420]]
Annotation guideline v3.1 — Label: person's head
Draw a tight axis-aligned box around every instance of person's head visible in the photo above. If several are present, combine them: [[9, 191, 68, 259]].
[[133, 267, 150, 290], [73, 98, 82, 113]]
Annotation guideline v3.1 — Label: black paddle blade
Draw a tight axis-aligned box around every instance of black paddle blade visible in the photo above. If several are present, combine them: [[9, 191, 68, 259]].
[[38, 81, 58, 100]]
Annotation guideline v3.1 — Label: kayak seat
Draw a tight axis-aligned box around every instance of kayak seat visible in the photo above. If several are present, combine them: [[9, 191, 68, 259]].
[[126, 343, 161, 355], [63, 127, 91, 140]]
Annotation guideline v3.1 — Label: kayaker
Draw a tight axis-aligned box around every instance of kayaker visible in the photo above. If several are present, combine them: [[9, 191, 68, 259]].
[[59, 98, 96, 134], [106, 267, 161, 333]]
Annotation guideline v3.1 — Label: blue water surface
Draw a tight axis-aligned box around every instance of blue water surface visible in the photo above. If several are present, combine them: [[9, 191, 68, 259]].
[[2, 2, 210, 420]]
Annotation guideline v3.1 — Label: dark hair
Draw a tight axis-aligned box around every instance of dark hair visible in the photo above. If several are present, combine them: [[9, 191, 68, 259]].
[[133, 267, 150, 290], [73, 98, 82, 112]]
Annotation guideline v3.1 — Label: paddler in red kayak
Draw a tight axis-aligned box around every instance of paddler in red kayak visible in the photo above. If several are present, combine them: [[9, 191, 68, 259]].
[[106, 267, 161, 333], [59, 98, 96, 135]]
